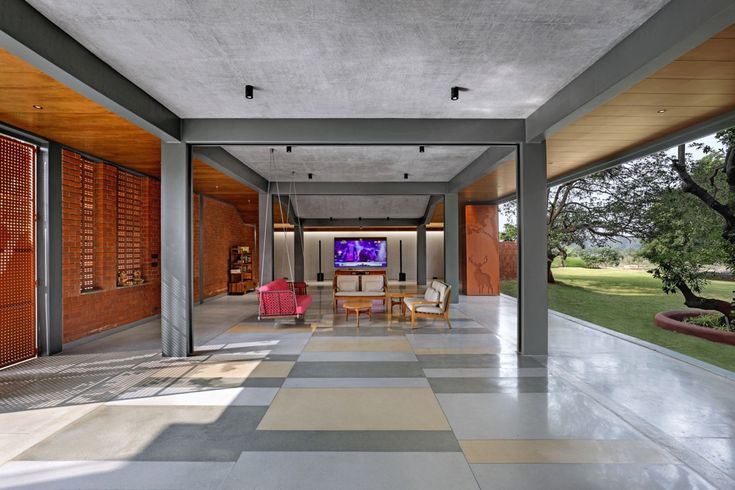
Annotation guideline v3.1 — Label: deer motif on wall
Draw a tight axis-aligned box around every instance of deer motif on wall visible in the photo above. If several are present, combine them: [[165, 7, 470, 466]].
[[469, 255, 493, 294]]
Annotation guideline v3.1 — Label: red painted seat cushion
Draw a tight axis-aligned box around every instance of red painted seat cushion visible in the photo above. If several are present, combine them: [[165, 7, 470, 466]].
[[295, 295, 313, 315], [258, 278, 290, 292]]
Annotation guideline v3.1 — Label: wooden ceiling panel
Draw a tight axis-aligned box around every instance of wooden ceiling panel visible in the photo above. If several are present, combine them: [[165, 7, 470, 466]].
[[0, 48, 161, 176], [459, 158, 516, 203], [193, 158, 260, 225]]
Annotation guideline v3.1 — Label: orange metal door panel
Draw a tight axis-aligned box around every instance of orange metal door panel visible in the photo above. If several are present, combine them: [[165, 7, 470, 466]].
[[0, 134, 37, 368]]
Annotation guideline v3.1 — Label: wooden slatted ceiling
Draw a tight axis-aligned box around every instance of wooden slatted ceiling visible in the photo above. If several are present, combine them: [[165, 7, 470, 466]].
[[546, 24, 735, 182], [0, 49, 161, 176]]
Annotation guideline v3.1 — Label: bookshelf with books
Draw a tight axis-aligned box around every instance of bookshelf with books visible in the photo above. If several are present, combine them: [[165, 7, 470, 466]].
[[228, 245, 255, 294]]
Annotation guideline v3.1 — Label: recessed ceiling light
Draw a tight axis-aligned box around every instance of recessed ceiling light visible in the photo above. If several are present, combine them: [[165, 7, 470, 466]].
[[245, 84, 254, 99], [32, 104, 43, 110], [451, 86, 459, 101], [657, 109, 667, 113]]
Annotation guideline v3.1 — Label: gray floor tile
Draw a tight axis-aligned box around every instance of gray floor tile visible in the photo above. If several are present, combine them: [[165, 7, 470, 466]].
[[240, 430, 460, 452], [438, 392, 640, 440], [297, 352, 418, 362], [289, 361, 425, 378], [471, 463, 715, 490], [429, 376, 558, 393], [283, 377, 430, 388], [418, 354, 544, 368], [221, 452, 479, 490], [0, 461, 234, 490], [242, 377, 285, 387]]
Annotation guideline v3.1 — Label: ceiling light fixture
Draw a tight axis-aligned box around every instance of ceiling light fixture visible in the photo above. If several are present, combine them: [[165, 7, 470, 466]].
[[286, 146, 292, 152], [308, 173, 313, 180], [404, 173, 409, 180], [32, 104, 43, 110], [419, 146, 425, 153], [245, 84, 254, 99], [657, 109, 667, 114], [451, 86, 459, 101]]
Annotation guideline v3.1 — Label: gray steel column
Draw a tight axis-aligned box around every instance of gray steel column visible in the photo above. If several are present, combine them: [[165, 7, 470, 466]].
[[443, 193, 459, 303], [293, 224, 304, 282], [38, 142, 63, 355], [416, 224, 427, 286], [160, 141, 193, 357], [258, 191, 274, 284], [517, 142, 548, 355]]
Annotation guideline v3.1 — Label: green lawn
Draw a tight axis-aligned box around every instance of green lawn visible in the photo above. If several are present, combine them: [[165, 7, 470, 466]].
[[501, 268, 735, 372]]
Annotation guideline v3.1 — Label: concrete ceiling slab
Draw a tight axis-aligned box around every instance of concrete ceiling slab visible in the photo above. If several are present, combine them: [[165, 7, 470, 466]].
[[294, 195, 431, 220], [223, 145, 489, 181], [27, 0, 669, 119]]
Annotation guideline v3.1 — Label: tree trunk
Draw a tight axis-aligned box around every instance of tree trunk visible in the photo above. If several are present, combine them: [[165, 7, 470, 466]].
[[547, 259, 556, 284], [676, 280, 732, 319]]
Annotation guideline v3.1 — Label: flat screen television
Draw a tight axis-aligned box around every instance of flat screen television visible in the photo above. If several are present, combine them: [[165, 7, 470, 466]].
[[334, 237, 387, 269]]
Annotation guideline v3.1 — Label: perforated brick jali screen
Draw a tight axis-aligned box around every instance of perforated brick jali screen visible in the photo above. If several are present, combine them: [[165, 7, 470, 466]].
[[0, 134, 37, 368]]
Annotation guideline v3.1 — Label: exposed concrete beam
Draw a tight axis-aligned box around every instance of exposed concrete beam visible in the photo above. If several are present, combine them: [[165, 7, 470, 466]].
[[275, 195, 297, 225], [526, 0, 735, 142], [448, 146, 516, 193], [193, 146, 268, 193], [183, 119, 525, 145], [301, 218, 421, 227], [269, 182, 447, 195], [420, 195, 444, 225], [0, 0, 181, 142]]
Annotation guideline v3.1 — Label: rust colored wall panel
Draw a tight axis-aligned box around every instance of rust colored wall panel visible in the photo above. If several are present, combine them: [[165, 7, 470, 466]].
[[464, 204, 500, 296], [0, 134, 37, 367]]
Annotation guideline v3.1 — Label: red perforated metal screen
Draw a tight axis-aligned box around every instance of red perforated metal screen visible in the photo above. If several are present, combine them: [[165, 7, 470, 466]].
[[0, 134, 37, 368]]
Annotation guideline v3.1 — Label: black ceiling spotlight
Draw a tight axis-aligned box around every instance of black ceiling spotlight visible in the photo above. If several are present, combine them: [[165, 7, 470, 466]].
[[286, 146, 292, 152], [419, 146, 425, 153], [308, 173, 313, 180], [245, 84, 254, 99], [451, 86, 459, 101], [404, 173, 409, 180]]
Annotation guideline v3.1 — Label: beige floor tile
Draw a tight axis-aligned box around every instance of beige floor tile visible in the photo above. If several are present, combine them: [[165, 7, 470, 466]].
[[460, 439, 674, 464], [184, 360, 294, 379], [304, 338, 412, 352], [413, 347, 501, 355], [258, 388, 450, 431], [250, 361, 294, 378]]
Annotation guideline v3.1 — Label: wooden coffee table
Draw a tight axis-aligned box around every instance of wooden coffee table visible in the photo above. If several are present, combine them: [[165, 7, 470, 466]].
[[343, 300, 372, 327]]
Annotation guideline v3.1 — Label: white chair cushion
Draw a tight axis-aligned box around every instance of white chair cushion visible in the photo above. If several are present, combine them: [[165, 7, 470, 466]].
[[403, 297, 423, 311], [416, 305, 443, 314], [336, 276, 358, 292], [362, 276, 384, 292], [435, 282, 450, 308], [431, 279, 443, 291], [423, 287, 440, 303]]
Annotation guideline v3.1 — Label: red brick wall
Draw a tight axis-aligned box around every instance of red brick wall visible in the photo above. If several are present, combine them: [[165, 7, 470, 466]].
[[199, 196, 255, 298], [499, 241, 518, 280], [62, 149, 255, 342], [62, 149, 160, 343]]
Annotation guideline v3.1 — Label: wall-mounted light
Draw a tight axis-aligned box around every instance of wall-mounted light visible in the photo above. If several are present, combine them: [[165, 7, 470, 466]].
[[451, 86, 459, 100], [245, 84, 254, 99], [419, 146, 425, 153]]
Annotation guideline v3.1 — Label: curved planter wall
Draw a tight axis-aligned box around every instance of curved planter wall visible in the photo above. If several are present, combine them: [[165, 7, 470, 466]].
[[654, 310, 735, 345]]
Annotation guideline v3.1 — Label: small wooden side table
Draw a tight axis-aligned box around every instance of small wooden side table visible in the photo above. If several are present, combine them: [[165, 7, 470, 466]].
[[386, 291, 421, 319], [343, 300, 373, 328]]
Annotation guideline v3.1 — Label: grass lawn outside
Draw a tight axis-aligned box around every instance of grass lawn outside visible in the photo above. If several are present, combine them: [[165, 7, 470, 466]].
[[501, 267, 735, 372]]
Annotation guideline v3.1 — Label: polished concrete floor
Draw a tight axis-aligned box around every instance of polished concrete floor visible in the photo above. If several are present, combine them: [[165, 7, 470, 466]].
[[0, 286, 733, 489]]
